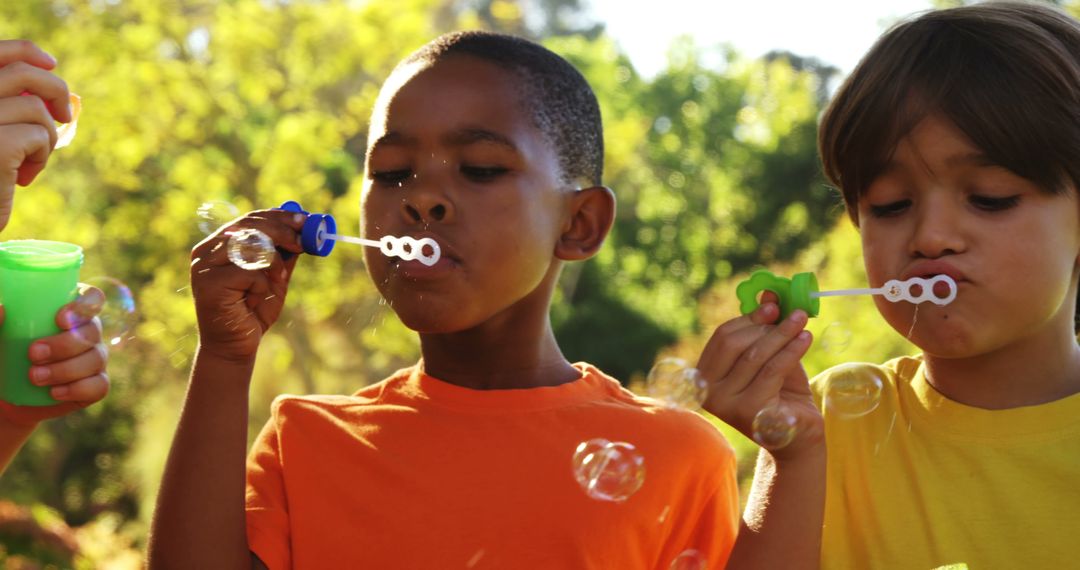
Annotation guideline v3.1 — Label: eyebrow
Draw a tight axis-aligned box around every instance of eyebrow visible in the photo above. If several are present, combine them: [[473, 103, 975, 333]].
[[944, 150, 996, 168], [369, 128, 521, 154], [877, 149, 997, 179]]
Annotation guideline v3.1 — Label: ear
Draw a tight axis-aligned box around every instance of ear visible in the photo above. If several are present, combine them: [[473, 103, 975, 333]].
[[555, 186, 616, 261]]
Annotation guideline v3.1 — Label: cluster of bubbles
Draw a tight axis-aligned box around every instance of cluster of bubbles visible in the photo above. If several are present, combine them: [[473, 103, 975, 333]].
[[570, 436, 708, 568], [571, 438, 646, 502], [197, 200, 240, 235], [82, 276, 138, 348], [645, 357, 708, 410], [226, 228, 276, 270], [821, 363, 883, 419]]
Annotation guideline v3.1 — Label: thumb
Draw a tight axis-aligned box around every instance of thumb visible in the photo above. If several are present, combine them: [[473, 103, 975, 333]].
[[0, 303, 4, 327]]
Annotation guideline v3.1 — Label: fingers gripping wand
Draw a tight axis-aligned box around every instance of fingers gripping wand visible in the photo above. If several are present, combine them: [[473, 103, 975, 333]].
[[735, 270, 957, 319]]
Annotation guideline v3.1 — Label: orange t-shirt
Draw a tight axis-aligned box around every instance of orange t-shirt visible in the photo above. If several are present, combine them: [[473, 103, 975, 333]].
[[245, 362, 739, 569]]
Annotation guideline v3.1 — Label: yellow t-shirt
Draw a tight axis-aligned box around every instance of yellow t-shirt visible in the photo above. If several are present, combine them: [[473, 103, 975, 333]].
[[812, 355, 1080, 569]]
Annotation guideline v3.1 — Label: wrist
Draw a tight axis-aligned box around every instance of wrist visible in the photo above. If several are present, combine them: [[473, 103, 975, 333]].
[[190, 344, 258, 389], [765, 439, 826, 467]]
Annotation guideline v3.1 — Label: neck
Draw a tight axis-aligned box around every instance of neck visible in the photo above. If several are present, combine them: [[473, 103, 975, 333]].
[[923, 319, 1080, 409], [418, 320, 578, 390], [416, 265, 579, 390]]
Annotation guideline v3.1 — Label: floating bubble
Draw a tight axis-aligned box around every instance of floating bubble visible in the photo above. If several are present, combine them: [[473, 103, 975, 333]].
[[752, 403, 797, 449], [197, 200, 240, 235], [572, 438, 646, 502], [54, 92, 81, 149], [823, 363, 884, 419], [81, 276, 137, 348], [227, 228, 275, 270], [670, 549, 708, 570], [818, 321, 853, 355], [646, 357, 708, 410]]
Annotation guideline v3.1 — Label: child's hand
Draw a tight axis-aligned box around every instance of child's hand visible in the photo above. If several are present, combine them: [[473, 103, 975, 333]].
[[0, 284, 109, 427], [190, 210, 306, 364], [0, 39, 73, 231], [697, 296, 824, 459]]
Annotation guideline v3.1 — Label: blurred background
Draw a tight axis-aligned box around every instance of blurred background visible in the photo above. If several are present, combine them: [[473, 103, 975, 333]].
[[1, 0, 1074, 567]]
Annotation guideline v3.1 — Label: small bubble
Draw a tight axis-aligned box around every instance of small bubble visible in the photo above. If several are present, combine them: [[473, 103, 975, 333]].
[[654, 116, 672, 134], [227, 228, 275, 270], [197, 200, 240, 235], [572, 438, 646, 502], [823, 363, 884, 418], [818, 321, 853, 355], [669, 549, 708, 570], [752, 404, 797, 449], [81, 276, 137, 348], [645, 357, 707, 410]]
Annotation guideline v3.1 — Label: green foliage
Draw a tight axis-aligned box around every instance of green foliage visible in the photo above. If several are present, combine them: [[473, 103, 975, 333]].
[[553, 36, 837, 375], [0, 0, 841, 560]]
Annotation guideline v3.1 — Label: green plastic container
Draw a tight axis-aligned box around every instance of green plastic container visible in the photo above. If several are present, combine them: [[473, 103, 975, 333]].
[[0, 240, 83, 406]]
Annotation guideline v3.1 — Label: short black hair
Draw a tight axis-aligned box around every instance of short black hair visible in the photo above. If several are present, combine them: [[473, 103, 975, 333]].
[[397, 30, 604, 188], [820, 1, 1080, 224]]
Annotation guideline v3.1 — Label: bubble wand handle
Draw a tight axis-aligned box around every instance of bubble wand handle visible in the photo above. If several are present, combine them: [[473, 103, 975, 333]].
[[736, 270, 958, 319], [323, 233, 441, 267], [810, 287, 882, 298]]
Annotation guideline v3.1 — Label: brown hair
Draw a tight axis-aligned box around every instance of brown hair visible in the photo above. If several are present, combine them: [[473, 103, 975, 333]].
[[819, 1, 1080, 224]]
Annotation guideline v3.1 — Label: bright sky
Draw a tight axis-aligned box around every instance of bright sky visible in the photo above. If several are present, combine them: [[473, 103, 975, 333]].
[[586, 0, 935, 77]]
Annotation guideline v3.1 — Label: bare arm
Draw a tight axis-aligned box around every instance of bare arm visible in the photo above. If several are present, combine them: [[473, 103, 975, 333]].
[[0, 419, 33, 474], [146, 210, 305, 569], [147, 351, 256, 569], [727, 446, 825, 569]]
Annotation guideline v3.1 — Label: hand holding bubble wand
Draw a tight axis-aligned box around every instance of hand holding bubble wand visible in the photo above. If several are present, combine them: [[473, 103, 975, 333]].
[[225, 200, 441, 270], [644, 269, 958, 449]]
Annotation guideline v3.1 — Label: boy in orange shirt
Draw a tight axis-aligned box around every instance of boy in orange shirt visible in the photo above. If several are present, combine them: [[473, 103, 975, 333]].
[[148, 31, 816, 569]]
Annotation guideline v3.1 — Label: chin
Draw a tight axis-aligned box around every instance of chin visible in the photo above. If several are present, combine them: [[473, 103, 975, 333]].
[[885, 310, 979, 356], [393, 309, 469, 335]]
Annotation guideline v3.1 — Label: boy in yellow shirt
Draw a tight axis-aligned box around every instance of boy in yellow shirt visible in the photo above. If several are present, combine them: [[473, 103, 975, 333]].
[[701, 2, 1080, 567]]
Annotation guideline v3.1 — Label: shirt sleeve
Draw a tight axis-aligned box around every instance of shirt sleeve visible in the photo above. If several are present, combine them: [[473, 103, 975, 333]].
[[696, 453, 741, 570], [246, 404, 292, 570], [660, 437, 741, 569]]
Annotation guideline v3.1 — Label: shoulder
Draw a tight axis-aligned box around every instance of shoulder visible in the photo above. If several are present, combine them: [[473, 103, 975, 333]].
[[577, 363, 736, 466], [810, 355, 920, 398], [266, 366, 415, 426]]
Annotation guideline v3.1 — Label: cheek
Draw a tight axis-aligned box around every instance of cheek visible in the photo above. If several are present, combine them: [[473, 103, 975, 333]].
[[860, 232, 893, 285]]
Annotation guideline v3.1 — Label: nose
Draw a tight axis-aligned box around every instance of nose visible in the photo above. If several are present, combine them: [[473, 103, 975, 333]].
[[400, 177, 453, 225], [910, 201, 964, 259]]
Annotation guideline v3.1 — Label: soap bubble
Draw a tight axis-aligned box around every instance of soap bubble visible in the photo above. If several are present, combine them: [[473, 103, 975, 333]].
[[197, 200, 240, 235], [823, 363, 884, 418], [818, 321, 853, 355], [752, 403, 797, 449], [669, 549, 708, 570], [572, 438, 646, 502], [227, 228, 275, 270], [646, 357, 708, 410], [54, 92, 81, 149], [74, 276, 137, 348]]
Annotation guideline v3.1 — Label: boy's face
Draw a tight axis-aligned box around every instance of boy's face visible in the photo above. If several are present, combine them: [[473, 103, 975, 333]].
[[360, 55, 570, 333], [858, 113, 1080, 358]]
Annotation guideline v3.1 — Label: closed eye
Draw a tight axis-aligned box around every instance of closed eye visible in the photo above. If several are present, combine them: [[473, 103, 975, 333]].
[[970, 194, 1020, 212], [868, 199, 911, 218], [371, 169, 412, 185], [461, 165, 509, 182]]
